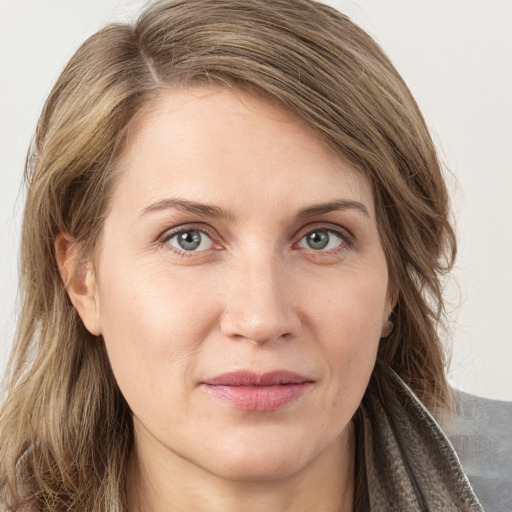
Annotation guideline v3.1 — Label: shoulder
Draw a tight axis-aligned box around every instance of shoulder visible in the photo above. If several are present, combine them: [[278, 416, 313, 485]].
[[441, 390, 512, 512]]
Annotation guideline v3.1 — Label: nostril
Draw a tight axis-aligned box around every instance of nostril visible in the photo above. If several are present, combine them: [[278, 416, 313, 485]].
[[219, 309, 299, 346]]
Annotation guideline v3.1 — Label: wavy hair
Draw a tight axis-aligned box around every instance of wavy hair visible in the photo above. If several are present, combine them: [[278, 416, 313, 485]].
[[0, 0, 455, 509]]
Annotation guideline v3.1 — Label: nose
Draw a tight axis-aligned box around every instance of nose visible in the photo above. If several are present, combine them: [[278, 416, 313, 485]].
[[219, 251, 301, 345]]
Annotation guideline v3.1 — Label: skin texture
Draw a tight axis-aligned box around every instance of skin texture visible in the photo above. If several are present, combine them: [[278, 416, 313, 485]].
[[58, 88, 394, 512]]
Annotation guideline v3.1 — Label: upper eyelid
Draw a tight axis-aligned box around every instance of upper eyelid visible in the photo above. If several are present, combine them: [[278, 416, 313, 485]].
[[294, 222, 354, 243], [159, 223, 217, 243]]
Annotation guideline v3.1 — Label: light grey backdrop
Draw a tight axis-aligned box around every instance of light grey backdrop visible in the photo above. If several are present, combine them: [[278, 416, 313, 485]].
[[1, 0, 511, 399]]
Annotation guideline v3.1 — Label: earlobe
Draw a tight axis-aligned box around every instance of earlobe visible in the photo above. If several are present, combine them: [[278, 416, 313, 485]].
[[55, 232, 101, 335]]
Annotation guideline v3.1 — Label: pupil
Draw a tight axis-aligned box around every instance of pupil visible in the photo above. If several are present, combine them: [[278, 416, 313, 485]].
[[178, 230, 201, 250], [307, 230, 329, 250]]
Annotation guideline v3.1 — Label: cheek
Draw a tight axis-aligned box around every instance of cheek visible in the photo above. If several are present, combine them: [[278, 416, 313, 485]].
[[95, 260, 218, 409], [306, 264, 388, 343], [305, 267, 387, 398]]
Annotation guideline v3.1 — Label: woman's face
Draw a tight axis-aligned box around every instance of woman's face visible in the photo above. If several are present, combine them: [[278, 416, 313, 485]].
[[79, 87, 393, 481]]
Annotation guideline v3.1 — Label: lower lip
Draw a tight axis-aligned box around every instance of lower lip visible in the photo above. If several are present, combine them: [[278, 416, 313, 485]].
[[202, 383, 311, 411]]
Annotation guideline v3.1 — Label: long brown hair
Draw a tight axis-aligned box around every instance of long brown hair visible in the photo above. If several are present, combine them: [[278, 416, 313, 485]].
[[0, 0, 456, 509]]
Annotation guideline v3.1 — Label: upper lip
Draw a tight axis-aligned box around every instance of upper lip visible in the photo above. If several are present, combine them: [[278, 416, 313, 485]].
[[202, 370, 314, 386]]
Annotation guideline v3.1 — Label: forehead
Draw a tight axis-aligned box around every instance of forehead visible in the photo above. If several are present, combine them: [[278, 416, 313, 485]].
[[114, 87, 374, 217]]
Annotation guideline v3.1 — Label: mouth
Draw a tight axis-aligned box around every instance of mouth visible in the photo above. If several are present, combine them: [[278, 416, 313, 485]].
[[200, 370, 314, 412]]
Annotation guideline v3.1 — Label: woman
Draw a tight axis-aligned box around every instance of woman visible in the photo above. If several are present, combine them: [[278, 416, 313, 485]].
[[0, 0, 503, 510]]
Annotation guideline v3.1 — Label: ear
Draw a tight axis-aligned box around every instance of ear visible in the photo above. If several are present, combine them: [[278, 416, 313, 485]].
[[381, 284, 398, 338], [55, 232, 101, 335], [387, 285, 399, 312]]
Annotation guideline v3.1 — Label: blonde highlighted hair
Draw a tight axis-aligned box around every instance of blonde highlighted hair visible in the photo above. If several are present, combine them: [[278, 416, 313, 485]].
[[0, 0, 455, 509]]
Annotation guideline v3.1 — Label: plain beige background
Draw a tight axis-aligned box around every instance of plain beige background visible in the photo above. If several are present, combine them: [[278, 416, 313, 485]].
[[1, 0, 511, 400]]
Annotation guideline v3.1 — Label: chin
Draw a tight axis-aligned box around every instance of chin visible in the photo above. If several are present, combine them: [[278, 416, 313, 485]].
[[211, 456, 306, 483], [199, 436, 315, 483]]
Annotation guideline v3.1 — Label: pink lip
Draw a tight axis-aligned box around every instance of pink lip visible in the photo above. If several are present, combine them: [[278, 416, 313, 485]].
[[201, 371, 314, 411]]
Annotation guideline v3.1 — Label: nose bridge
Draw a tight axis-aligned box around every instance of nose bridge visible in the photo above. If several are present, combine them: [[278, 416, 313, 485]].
[[220, 245, 299, 344]]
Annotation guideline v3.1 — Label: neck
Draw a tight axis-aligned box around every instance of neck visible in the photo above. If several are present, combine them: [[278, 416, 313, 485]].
[[126, 423, 355, 512]]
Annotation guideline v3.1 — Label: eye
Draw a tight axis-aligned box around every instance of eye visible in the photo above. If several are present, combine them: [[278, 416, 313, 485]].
[[166, 229, 213, 252], [298, 229, 344, 251]]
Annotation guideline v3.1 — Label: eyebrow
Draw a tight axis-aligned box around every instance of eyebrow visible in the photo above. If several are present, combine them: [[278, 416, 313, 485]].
[[140, 198, 235, 220], [140, 198, 370, 220], [297, 200, 370, 219]]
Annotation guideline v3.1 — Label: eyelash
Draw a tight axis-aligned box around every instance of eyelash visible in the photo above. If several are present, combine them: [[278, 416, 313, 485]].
[[158, 223, 354, 258], [158, 224, 218, 258], [294, 226, 354, 255]]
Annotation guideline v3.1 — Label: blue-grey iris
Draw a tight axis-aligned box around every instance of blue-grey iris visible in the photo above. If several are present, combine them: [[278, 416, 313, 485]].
[[306, 230, 329, 250], [177, 230, 202, 250]]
